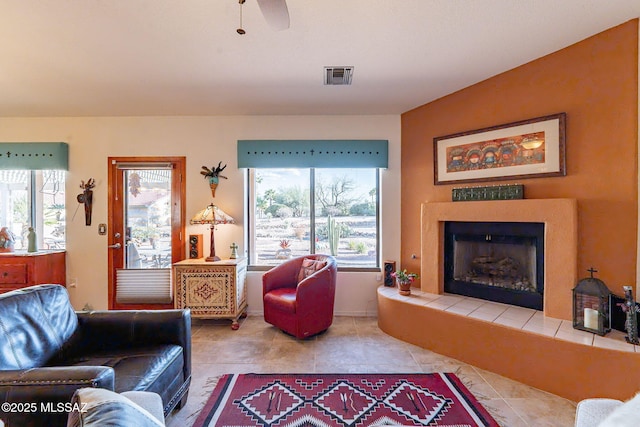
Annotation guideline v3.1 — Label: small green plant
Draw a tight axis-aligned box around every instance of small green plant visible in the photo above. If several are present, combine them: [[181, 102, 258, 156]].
[[347, 240, 369, 254]]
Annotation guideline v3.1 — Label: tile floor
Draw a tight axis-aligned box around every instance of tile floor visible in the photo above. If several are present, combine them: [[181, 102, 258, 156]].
[[165, 316, 577, 427]]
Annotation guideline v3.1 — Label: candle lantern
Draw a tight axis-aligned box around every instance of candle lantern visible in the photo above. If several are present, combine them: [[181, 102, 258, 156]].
[[573, 268, 611, 336]]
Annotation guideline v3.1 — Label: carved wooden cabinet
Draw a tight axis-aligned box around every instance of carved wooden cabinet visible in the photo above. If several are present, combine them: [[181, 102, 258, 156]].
[[0, 250, 66, 294], [173, 257, 247, 329]]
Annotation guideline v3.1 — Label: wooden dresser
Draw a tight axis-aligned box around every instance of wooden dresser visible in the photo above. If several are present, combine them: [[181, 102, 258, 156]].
[[0, 250, 66, 294], [173, 257, 247, 329]]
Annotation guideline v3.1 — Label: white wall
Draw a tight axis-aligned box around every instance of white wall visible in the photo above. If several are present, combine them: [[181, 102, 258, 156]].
[[0, 115, 401, 316]]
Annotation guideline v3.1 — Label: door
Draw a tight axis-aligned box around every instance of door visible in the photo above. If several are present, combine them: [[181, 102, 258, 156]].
[[108, 157, 185, 310]]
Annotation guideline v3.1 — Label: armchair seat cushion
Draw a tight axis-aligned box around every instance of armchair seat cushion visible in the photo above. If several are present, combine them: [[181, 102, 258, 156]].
[[263, 288, 297, 313]]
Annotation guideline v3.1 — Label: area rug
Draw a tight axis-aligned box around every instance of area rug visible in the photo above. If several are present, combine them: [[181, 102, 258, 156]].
[[193, 373, 499, 427]]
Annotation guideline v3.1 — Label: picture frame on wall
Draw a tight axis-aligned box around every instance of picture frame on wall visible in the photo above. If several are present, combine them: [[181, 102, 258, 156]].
[[433, 113, 566, 185]]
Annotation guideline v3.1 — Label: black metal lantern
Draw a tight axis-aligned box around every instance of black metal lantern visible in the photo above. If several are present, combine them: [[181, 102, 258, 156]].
[[573, 268, 611, 336]]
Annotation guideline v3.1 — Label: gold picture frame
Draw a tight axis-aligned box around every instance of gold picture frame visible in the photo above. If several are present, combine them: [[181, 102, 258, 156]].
[[434, 113, 566, 185]]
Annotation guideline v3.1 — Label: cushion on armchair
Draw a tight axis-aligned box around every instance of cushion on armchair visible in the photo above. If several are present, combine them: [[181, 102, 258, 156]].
[[297, 258, 327, 283]]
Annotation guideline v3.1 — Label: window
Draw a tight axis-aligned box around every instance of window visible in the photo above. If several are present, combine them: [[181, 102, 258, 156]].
[[249, 167, 379, 269], [0, 170, 66, 250]]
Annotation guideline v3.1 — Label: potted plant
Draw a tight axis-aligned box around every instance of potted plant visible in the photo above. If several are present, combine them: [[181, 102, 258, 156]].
[[391, 268, 419, 296]]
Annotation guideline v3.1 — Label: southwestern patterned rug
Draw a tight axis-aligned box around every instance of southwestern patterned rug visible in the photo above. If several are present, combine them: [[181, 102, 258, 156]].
[[193, 373, 499, 427]]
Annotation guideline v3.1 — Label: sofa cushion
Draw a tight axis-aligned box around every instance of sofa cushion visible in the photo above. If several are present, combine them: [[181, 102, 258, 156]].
[[62, 345, 184, 411], [0, 284, 77, 370], [67, 387, 164, 427]]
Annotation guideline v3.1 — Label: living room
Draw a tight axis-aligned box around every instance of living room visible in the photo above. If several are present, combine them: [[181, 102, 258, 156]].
[[0, 2, 640, 426]]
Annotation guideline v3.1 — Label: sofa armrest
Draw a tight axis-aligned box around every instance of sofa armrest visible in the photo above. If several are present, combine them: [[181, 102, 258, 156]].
[[0, 366, 114, 396], [73, 309, 191, 380], [0, 366, 114, 427]]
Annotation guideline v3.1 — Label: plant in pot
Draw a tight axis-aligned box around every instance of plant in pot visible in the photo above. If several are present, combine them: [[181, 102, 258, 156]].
[[391, 269, 419, 296]]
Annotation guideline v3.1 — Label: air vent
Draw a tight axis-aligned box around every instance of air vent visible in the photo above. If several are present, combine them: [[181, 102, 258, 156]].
[[324, 66, 354, 85]]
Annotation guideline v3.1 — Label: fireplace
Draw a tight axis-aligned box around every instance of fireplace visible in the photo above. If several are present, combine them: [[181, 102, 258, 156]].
[[421, 199, 577, 320], [444, 221, 544, 310]]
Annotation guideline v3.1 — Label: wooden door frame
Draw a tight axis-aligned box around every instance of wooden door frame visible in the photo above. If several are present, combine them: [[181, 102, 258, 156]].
[[107, 156, 186, 310]]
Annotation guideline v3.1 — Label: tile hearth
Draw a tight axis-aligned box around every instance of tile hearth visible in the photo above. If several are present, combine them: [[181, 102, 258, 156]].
[[378, 285, 638, 353]]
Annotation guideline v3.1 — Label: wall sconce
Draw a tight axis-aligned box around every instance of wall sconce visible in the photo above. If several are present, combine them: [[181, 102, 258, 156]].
[[77, 178, 95, 226]]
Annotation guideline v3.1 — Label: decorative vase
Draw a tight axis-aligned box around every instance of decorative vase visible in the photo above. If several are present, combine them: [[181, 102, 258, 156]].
[[397, 279, 412, 296]]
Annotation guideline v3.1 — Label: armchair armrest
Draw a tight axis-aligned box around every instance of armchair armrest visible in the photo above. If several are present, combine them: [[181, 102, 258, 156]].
[[0, 366, 114, 427], [296, 266, 337, 313], [72, 309, 191, 379]]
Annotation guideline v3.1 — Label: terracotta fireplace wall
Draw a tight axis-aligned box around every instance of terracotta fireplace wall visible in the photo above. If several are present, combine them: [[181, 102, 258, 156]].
[[401, 19, 638, 293]]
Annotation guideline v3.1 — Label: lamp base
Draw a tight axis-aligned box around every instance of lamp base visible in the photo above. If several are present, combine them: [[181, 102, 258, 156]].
[[206, 256, 221, 262]]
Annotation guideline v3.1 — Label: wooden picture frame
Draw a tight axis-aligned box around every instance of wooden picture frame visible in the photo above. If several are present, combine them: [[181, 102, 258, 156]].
[[434, 113, 566, 185]]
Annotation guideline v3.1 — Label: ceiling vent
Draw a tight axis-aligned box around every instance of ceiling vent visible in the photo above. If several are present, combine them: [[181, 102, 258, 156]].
[[324, 66, 354, 85]]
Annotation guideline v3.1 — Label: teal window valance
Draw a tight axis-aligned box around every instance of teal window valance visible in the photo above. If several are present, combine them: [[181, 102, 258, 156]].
[[0, 142, 69, 170], [237, 140, 388, 168]]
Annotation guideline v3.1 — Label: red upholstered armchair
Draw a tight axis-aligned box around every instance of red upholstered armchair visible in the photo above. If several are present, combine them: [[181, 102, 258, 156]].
[[263, 254, 337, 339]]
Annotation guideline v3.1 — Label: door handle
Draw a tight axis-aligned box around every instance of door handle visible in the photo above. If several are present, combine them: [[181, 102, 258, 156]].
[[108, 243, 122, 249]]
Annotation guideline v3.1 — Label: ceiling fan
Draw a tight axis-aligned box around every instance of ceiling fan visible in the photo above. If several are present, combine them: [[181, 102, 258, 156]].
[[237, 0, 290, 34]]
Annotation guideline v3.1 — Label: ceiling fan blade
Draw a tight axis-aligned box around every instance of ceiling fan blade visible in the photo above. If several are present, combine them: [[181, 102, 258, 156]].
[[256, 0, 290, 31]]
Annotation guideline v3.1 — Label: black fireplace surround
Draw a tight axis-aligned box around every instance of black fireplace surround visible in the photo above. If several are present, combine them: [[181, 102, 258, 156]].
[[444, 221, 545, 310]]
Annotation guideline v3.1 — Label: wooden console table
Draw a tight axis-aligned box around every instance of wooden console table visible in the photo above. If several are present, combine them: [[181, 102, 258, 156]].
[[173, 257, 247, 329], [0, 250, 66, 294]]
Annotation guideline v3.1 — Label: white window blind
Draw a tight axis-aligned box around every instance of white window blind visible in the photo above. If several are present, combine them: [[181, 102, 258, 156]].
[[116, 268, 172, 304]]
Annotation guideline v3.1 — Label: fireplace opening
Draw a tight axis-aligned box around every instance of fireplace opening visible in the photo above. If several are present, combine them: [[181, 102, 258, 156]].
[[444, 221, 544, 310]]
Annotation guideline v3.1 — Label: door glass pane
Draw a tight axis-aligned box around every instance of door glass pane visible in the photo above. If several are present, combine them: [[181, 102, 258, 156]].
[[314, 168, 377, 267], [253, 168, 310, 265], [124, 169, 172, 269]]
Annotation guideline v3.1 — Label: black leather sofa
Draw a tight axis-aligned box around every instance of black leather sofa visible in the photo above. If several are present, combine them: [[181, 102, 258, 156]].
[[0, 284, 191, 427]]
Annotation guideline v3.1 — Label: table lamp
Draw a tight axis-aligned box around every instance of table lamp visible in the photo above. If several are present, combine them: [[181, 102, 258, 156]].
[[190, 204, 235, 261]]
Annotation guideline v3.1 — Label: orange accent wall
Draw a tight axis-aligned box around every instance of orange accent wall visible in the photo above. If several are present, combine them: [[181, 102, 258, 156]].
[[401, 19, 639, 294]]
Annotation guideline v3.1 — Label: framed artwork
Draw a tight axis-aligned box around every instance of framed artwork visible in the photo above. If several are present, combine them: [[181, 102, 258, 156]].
[[434, 113, 566, 185]]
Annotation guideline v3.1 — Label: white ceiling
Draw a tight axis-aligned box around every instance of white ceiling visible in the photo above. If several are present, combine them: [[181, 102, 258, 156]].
[[0, 0, 638, 117]]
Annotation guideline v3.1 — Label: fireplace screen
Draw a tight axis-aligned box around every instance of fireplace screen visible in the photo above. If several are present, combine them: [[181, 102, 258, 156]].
[[444, 221, 544, 310]]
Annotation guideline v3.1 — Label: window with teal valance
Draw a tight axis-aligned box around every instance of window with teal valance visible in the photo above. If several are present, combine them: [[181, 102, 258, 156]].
[[0, 142, 69, 170], [237, 140, 388, 169]]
